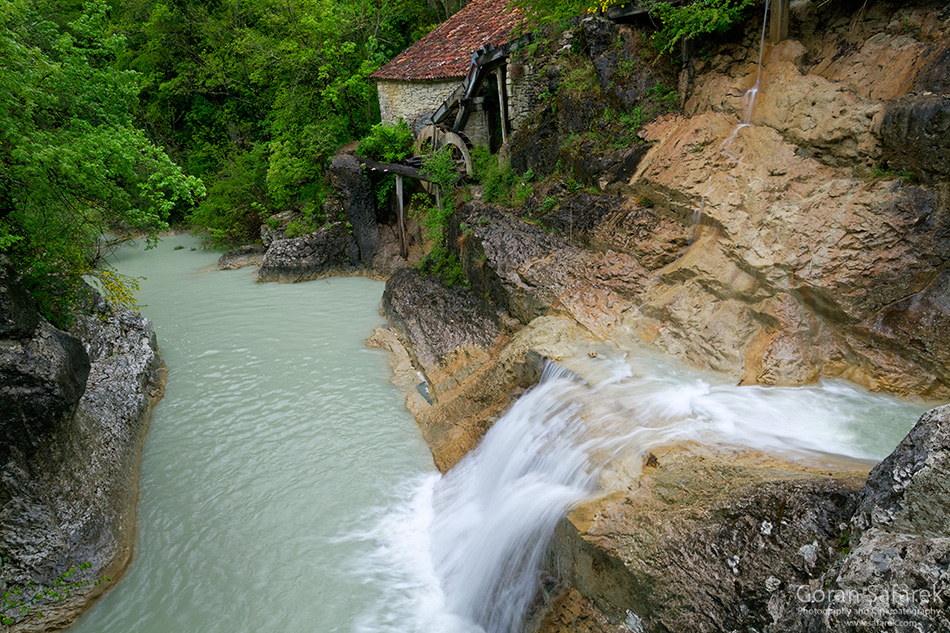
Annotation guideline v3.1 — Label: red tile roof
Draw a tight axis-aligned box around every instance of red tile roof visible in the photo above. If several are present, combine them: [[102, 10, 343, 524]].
[[371, 0, 523, 82]]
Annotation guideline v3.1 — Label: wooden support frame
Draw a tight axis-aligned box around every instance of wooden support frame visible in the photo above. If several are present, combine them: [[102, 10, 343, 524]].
[[395, 174, 407, 258], [769, 0, 790, 43]]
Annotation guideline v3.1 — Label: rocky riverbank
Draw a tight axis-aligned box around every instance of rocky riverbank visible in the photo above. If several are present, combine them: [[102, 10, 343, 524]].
[[0, 262, 165, 631]]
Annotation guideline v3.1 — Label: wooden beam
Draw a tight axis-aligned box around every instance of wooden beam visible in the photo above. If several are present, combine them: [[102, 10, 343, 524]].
[[358, 158, 426, 180], [496, 65, 509, 145], [395, 174, 407, 258], [769, 0, 790, 43], [605, 4, 648, 21]]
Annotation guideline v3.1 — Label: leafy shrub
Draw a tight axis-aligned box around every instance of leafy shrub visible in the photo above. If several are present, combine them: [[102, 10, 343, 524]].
[[356, 120, 415, 163], [473, 147, 519, 204], [418, 245, 467, 286], [647, 0, 756, 54]]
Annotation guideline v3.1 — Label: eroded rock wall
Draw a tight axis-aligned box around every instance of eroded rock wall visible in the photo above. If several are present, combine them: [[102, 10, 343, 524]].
[[0, 273, 165, 631], [477, 4, 950, 399]]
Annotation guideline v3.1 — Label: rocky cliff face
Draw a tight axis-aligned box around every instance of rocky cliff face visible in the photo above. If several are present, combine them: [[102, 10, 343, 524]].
[[0, 267, 165, 631], [373, 2, 950, 632], [499, 2, 950, 399]]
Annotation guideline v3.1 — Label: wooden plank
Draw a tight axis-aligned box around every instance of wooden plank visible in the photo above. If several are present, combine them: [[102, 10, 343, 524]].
[[769, 0, 790, 43], [474, 34, 534, 67]]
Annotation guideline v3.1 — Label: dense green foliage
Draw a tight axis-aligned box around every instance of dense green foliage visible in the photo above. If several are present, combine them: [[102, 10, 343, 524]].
[[113, 0, 445, 245], [648, 0, 756, 54], [0, 0, 451, 317], [0, 0, 203, 322], [357, 120, 415, 163], [1, 0, 753, 315], [412, 146, 466, 286], [515, 0, 757, 53]]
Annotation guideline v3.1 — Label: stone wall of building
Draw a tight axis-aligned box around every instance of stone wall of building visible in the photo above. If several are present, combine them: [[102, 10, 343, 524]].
[[377, 79, 459, 133], [376, 60, 545, 149], [506, 60, 546, 131]]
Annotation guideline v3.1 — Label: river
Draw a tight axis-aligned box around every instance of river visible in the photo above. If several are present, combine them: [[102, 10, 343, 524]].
[[68, 233, 437, 632]]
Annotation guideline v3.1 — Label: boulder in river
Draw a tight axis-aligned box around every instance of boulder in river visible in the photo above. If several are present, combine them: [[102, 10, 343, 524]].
[[217, 245, 266, 270], [257, 222, 359, 283]]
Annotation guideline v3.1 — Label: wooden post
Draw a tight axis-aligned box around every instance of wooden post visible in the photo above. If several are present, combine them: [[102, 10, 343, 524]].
[[769, 0, 790, 44], [496, 65, 509, 145], [395, 174, 407, 258], [680, 38, 694, 65]]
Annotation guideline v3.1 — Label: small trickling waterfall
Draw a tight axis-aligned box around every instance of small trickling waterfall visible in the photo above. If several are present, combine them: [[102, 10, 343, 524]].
[[354, 347, 926, 633], [742, 0, 771, 125], [722, 0, 772, 154]]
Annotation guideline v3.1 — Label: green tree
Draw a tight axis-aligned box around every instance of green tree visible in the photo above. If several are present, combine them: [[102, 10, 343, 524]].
[[0, 0, 204, 322], [111, 0, 443, 247]]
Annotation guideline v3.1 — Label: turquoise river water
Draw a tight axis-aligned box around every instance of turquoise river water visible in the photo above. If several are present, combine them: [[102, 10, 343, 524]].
[[68, 233, 437, 632]]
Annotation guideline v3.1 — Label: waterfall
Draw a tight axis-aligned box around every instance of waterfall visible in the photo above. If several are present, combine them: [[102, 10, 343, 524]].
[[352, 348, 925, 633], [742, 0, 772, 125], [430, 363, 593, 633], [722, 0, 772, 155]]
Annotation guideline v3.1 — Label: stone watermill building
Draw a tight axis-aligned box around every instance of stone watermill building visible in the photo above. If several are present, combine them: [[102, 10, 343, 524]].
[[370, 0, 540, 151]]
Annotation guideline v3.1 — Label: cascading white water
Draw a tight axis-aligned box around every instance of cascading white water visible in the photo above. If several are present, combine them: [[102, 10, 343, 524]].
[[352, 345, 928, 633], [429, 363, 591, 633]]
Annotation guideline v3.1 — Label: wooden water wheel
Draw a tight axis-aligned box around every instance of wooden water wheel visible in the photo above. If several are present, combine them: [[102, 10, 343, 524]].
[[414, 124, 474, 193]]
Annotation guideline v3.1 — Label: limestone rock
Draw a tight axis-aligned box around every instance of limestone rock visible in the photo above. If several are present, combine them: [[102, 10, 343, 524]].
[[560, 142, 650, 192], [376, 312, 595, 472], [257, 222, 358, 283], [506, 102, 561, 178], [852, 405, 950, 540], [880, 94, 950, 183], [0, 261, 87, 467], [0, 270, 90, 466], [260, 224, 284, 248], [546, 443, 867, 633], [769, 406, 950, 633], [625, 109, 950, 396], [457, 202, 646, 339], [917, 43, 950, 94], [0, 284, 165, 630], [589, 204, 690, 270], [0, 258, 39, 339], [381, 268, 499, 375], [217, 245, 265, 270], [0, 321, 90, 455]]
